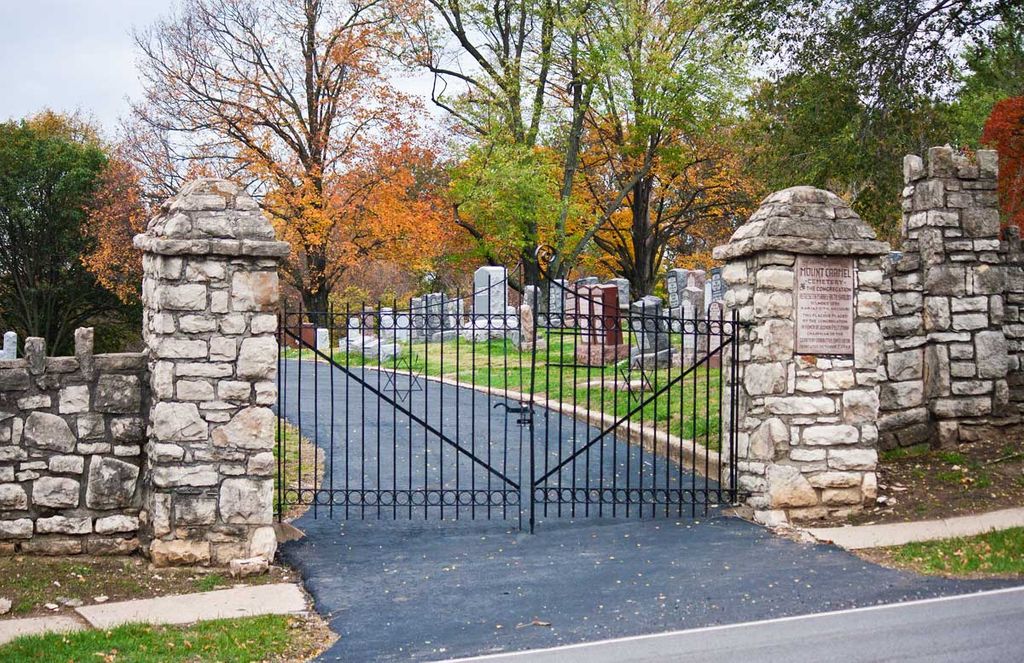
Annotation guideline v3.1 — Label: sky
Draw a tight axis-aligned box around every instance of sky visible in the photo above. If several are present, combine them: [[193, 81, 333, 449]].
[[0, 0, 438, 135], [0, 1, 168, 131]]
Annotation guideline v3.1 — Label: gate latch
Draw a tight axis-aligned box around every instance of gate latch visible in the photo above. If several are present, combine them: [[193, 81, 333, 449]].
[[494, 401, 533, 426]]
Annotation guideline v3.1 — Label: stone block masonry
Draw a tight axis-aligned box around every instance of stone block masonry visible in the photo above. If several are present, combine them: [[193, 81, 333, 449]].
[[714, 186, 889, 524], [879, 147, 1017, 448], [714, 145, 1024, 524], [135, 178, 289, 566], [0, 327, 147, 555], [1, 179, 289, 564]]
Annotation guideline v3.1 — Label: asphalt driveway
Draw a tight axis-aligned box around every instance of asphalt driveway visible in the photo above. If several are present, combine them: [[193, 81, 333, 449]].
[[277, 360, 1016, 661]]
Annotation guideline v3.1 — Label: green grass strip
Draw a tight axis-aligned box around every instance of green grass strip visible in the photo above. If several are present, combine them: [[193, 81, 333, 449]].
[[0, 615, 294, 663], [888, 527, 1024, 576]]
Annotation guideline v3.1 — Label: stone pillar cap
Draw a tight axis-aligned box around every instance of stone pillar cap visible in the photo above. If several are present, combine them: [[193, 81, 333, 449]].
[[133, 178, 290, 258], [712, 186, 890, 261]]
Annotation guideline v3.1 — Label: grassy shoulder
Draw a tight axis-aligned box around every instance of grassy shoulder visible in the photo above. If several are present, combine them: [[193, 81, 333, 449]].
[[0, 614, 335, 663], [859, 527, 1024, 578], [0, 555, 294, 618]]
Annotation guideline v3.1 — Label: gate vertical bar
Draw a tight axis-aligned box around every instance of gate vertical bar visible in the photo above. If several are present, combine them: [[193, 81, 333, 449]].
[[313, 305, 319, 520], [329, 305, 335, 518], [276, 306, 284, 521]]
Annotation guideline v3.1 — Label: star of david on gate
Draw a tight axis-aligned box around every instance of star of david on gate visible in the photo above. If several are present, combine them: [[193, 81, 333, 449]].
[[380, 353, 423, 402], [617, 361, 653, 401]]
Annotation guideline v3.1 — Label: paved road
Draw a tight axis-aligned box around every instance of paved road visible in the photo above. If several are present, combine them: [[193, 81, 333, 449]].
[[277, 360, 1020, 662], [442, 586, 1024, 663]]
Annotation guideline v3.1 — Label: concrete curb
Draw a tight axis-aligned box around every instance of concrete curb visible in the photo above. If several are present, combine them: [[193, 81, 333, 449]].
[[802, 506, 1024, 550], [0, 616, 84, 646], [0, 583, 306, 646]]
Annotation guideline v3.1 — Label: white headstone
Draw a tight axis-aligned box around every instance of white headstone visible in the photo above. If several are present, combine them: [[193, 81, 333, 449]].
[[523, 285, 539, 311], [473, 266, 507, 315], [316, 328, 330, 352], [1, 331, 16, 360]]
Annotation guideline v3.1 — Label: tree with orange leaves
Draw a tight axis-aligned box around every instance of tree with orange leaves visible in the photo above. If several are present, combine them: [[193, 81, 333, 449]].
[[82, 155, 151, 305], [133, 0, 434, 318], [982, 96, 1024, 232], [582, 135, 756, 291]]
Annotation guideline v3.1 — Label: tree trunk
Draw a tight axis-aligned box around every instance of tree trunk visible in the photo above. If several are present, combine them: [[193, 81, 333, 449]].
[[629, 176, 657, 297], [301, 246, 331, 327]]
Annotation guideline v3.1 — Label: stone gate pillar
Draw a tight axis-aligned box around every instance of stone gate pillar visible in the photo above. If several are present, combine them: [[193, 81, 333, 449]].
[[134, 179, 289, 565], [713, 187, 890, 525]]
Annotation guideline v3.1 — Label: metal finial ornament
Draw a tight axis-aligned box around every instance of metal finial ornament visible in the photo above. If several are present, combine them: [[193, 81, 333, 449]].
[[535, 244, 557, 274]]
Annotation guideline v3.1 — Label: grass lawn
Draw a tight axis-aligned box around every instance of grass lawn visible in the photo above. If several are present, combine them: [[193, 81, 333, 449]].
[[0, 556, 291, 618], [0, 614, 334, 662], [865, 527, 1024, 577], [285, 327, 725, 447], [274, 422, 323, 520]]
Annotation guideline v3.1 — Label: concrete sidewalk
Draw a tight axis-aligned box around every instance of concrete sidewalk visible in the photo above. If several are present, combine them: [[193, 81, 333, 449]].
[[803, 506, 1024, 550], [0, 583, 307, 646]]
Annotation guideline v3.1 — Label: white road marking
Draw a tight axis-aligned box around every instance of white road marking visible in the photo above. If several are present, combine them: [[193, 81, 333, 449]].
[[436, 585, 1024, 662]]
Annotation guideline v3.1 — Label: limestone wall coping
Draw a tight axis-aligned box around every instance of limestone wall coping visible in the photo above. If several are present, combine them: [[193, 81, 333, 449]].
[[713, 185, 890, 261], [713, 236, 890, 261], [133, 234, 291, 258]]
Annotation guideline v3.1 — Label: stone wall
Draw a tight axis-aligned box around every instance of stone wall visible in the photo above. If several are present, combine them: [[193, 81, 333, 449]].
[[878, 147, 1016, 449], [1003, 227, 1024, 419], [0, 328, 147, 554]]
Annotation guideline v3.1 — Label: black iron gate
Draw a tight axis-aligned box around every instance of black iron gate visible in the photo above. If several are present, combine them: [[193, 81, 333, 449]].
[[275, 263, 741, 530]]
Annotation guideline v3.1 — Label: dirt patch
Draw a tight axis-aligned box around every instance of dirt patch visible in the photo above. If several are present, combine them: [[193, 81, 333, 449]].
[[0, 555, 298, 618], [849, 437, 1024, 525]]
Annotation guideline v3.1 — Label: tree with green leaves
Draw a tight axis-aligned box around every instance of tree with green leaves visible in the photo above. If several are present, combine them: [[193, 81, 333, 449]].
[[0, 114, 127, 354], [731, 0, 1022, 238], [577, 0, 749, 295]]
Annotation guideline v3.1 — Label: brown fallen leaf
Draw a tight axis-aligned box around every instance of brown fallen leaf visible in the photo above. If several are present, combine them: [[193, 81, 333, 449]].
[[515, 618, 552, 629]]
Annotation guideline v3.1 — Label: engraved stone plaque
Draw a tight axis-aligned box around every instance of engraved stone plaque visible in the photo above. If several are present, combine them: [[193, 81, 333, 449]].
[[795, 256, 855, 355]]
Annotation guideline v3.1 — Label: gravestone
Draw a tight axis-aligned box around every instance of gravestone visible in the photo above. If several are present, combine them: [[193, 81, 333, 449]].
[[567, 277, 599, 318], [707, 267, 725, 304], [548, 279, 568, 319], [666, 269, 687, 311], [575, 284, 629, 366], [518, 303, 546, 352], [410, 296, 427, 340], [0, 331, 15, 360], [607, 278, 630, 308], [347, 315, 401, 360], [670, 269, 706, 319], [523, 285, 540, 311], [629, 296, 671, 368], [465, 266, 517, 342], [315, 328, 330, 353], [473, 266, 507, 316], [424, 292, 459, 340]]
